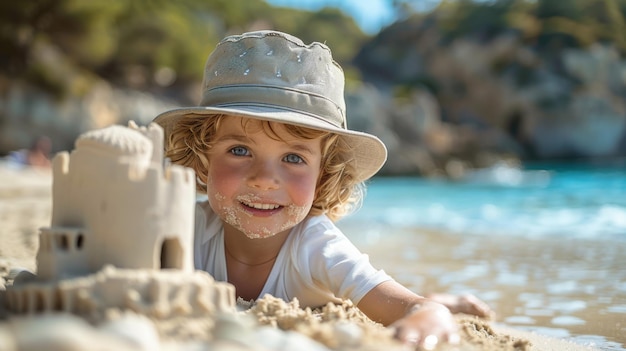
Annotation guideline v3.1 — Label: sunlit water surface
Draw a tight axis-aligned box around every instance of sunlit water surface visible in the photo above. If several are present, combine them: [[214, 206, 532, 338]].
[[339, 161, 626, 350]]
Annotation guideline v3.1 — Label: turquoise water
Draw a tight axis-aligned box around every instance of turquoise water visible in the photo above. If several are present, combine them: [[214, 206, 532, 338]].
[[349, 161, 626, 239], [340, 160, 626, 350]]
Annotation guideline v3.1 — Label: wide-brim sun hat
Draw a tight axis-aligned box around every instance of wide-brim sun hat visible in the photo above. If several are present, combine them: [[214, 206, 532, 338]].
[[154, 30, 387, 183]]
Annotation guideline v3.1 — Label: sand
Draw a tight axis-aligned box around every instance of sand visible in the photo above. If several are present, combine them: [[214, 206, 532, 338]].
[[0, 164, 600, 351]]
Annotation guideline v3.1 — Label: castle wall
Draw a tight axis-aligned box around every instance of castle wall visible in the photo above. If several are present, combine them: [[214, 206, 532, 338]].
[[7, 266, 236, 317], [78, 161, 195, 273]]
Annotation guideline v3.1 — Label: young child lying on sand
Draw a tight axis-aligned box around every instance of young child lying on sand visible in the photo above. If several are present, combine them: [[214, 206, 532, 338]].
[[154, 30, 492, 349]]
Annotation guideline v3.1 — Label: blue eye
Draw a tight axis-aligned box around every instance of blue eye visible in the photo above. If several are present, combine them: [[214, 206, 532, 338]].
[[284, 154, 304, 164], [230, 146, 249, 156]]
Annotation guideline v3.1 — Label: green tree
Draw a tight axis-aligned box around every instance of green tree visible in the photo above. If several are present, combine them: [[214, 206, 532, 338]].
[[0, 0, 369, 98]]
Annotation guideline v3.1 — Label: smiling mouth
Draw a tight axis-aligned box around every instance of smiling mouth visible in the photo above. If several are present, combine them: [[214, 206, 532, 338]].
[[240, 201, 282, 210]]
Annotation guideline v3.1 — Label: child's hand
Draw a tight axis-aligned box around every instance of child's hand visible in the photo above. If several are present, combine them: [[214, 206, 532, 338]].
[[358, 282, 466, 349], [390, 301, 460, 350], [426, 293, 495, 319]]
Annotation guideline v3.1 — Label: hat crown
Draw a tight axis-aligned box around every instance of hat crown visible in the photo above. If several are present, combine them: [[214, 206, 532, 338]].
[[200, 30, 346, 129]]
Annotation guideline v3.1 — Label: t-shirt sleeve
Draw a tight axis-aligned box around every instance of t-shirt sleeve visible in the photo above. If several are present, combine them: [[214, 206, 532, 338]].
[[296, 216, 393, 305]]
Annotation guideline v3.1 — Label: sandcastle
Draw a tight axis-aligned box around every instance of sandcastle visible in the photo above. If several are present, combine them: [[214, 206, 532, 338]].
[[5, 122, 236, 318]]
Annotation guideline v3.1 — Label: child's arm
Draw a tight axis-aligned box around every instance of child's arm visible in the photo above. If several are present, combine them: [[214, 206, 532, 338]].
[[357, 280, 460, 348]]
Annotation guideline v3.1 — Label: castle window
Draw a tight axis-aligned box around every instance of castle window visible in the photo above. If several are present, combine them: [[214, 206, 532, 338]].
[[57, 235, 69, 251], [160, 238, 183, 269], [76, 234, 84, 249]]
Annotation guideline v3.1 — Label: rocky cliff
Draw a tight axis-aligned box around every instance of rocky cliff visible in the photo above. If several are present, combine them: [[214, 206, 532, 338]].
[[349, 14, 626, 176]]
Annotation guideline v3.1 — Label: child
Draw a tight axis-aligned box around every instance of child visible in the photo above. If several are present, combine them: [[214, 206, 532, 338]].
[[154, 30, 490, 348]]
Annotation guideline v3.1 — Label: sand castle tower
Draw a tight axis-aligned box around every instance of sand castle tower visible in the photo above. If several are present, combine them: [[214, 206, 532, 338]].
[[37, 122, 195, 279]]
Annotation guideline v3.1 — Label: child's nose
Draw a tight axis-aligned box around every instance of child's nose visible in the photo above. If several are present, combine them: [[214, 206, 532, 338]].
[[247, 161, 280, 190]]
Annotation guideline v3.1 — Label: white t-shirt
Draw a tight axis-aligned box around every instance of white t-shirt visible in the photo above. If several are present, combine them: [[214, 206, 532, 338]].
[[194, 201, 392, 308]]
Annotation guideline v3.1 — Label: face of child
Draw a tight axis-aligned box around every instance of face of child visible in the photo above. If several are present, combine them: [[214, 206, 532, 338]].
[[206, 116, 323, 239]]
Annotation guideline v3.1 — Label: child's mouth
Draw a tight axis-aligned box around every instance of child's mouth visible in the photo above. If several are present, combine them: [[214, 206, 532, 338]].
[[240, 201, 282, 211]]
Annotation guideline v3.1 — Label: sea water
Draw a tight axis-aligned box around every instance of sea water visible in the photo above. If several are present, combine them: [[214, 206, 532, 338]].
[[347, 161, 626, 239], [340, 160, 626, 350]]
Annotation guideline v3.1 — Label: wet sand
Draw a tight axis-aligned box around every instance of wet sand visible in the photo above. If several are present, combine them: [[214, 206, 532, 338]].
[[0, 165, 607, 350], [340, 221, 626, 350]]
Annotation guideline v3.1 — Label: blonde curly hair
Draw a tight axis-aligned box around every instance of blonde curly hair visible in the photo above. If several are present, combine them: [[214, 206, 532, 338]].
[[165, 114, 365, 222]]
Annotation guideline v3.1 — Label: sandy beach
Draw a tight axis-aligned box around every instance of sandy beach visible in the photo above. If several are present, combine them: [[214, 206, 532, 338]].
[[0, 165, 602, 351]]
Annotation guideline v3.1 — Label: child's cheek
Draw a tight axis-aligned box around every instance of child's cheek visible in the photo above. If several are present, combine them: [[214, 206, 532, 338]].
[[205, 176, 228, 212], [285, 203, 309, 223]]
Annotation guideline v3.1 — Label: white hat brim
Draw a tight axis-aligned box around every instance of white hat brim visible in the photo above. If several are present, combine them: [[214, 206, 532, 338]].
[[154, 105, 387, 183]]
